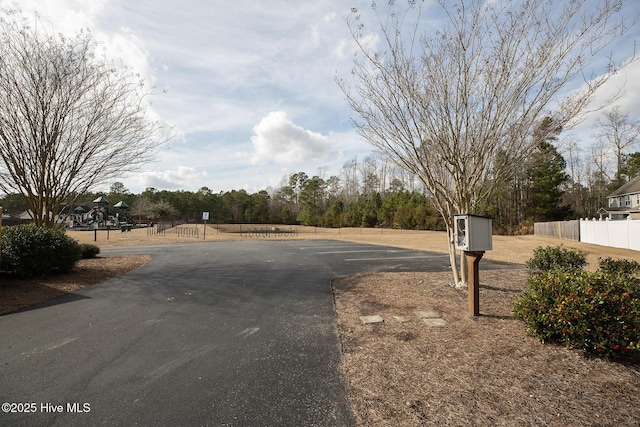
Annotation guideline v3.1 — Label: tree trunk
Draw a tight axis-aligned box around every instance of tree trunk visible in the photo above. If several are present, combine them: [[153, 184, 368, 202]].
[[446, 226, 462, 287], [459, 250, 468, 289]]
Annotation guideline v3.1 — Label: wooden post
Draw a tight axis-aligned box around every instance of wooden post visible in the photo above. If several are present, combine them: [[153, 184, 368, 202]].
[[0, 206, 3, 266], [465, 251, 485, 316]]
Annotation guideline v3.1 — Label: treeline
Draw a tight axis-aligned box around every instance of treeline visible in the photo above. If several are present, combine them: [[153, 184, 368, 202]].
[[100, 180, 445, 231], [1, 120, 638, 234], [114, 136, 640, 233], [0, 172, 445, 230]]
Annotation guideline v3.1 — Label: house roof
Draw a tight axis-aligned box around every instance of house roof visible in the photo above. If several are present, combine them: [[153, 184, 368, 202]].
[[607, 176, 640, 198]]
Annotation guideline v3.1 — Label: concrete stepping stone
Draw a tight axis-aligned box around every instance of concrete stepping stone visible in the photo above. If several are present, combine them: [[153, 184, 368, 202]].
[[416, 310, 440, 319], [423, 318, 447, 327], [392, 316, 411, 323], [360, 315, 384, 324]]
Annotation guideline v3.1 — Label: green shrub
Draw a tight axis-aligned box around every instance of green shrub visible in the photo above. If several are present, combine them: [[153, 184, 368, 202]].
[[79, 243, 100, 259], [598, 257, 640, 278], [525, 246, 586, 273], [514, 263, 640, 359], [0, 224, 82, 276]]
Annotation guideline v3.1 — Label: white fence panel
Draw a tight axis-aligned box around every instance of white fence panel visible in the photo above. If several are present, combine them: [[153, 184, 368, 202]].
[[608, 221, 629, 249], [595, 220, 610, 247], [580, 220, 593, 244], [630, 221, 640, 251], [579, 218, 639, 251]]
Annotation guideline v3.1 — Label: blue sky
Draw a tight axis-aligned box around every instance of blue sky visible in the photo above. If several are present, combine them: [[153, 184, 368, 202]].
[[2, 0, 639, 194]]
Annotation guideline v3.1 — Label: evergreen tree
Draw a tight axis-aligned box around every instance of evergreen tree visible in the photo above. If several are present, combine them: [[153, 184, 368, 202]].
[[621, 152, 640, 180], [297, 176, 325, 226], [526, 140, 571, 221]]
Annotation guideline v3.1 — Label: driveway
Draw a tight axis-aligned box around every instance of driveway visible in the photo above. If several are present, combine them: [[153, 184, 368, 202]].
[[0, 240, 513, 426]]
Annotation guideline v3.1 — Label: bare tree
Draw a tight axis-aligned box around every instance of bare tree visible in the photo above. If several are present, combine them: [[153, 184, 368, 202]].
[[130, 196, 152, 224], [589, 138, 614, 186], [359, 154, 381, 195], [558, 136, 585, 185], [341, 157, 359, 202], [594, 106, 640, 184], [0, 11, 166, 227], [338, 0, 636, 287], [325, 175, 343, 201]]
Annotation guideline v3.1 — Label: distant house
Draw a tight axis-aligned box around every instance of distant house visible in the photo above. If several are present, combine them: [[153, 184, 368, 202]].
[[17, 210, 36, 221], [602, 176, 640, 219], [57, 203, 94, 227], [16, 204, 96, 227], [17, 209, 65, 225]]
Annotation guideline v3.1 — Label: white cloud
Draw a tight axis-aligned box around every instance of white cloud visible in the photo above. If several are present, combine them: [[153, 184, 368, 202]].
[[578, 59, 640, 129], [560, 55, 640, 152], [1, 0, 107, 31], [332, 39, 351, 60], [250, 111, 335, 166], [135, 166, 208, 191]]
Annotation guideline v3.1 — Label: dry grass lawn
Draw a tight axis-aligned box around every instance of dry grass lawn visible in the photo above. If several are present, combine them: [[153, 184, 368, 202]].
[[2, 224, 640, 425]]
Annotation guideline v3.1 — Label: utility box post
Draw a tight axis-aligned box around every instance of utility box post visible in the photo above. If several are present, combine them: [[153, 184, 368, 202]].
[[454, 214, 493, 316], [0, 206, 3, 266], [202, 211, 209, 240], [466, 251, 484, 316]]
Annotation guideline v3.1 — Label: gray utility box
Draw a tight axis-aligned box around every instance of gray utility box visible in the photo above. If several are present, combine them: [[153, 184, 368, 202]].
[[454, 214, 492, 252]]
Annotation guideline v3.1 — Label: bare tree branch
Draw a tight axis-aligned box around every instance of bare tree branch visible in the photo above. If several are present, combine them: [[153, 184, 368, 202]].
[[594, 106, 640, 183], [337, 0, 638, 286]]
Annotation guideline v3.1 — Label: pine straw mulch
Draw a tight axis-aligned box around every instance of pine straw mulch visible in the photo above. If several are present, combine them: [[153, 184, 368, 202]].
[[332, 269, 640, 427], [0, 255, 151, 315]]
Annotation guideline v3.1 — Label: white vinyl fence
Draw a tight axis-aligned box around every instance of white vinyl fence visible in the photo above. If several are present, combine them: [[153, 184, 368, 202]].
[[579, 218, 640, 251]]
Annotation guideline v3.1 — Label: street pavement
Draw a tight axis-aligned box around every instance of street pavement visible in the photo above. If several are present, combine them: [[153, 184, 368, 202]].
[[0, 240, 515, 426]]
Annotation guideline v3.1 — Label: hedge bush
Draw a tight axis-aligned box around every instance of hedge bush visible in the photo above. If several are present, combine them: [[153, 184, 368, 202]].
[[79, 243, 101, 259], [598, 257, 640, 278], [0, 224, 82, 276], [525, 246, 586, 273], [514, 247, 640, 359]]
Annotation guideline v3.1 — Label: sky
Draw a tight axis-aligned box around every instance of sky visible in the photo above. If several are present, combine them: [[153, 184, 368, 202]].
[[1, 0, 639, 195]]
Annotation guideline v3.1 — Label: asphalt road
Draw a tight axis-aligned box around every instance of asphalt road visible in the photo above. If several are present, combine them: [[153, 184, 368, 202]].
[[0, 240, 514, 426]]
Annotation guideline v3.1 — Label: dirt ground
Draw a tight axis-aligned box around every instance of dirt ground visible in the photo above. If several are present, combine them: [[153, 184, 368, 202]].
[[2, 224, 640, 425]]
